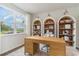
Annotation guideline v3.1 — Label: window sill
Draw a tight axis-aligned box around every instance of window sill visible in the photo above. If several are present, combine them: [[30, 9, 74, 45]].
[[0, 33, 27, 37]]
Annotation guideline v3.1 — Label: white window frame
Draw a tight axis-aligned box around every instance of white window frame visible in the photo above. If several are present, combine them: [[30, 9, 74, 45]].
[[15, 14, 26, 34]]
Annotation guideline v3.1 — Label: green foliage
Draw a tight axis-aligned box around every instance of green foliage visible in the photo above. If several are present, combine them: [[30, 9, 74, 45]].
[[1, 22, 13, 33], [16, 28, 24, 33]]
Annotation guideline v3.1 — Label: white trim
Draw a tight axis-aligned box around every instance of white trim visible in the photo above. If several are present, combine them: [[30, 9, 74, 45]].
[[58, 15, 76, 23], [0, 33, 27, 37], [43, 16, 56, 37], [57, 15, 76, 47]]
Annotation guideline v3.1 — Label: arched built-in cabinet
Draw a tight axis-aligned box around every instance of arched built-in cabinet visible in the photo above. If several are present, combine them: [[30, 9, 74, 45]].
[[44, 17, 56, 37], [32, 15, 76, 47], [58, 15, 76, 46], [33, 19, 41, 36]]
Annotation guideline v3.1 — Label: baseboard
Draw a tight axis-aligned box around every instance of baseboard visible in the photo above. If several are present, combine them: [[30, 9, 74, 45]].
[[0, 44, 24, 56]]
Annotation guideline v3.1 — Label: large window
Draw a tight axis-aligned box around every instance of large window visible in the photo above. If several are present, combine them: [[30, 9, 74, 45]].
[[0, 6, 26, 35], [0, 7, 14, 34], [16, 15, 25, 33]]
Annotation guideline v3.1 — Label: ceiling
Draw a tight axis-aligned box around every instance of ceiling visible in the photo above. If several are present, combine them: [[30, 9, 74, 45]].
[[14, 3, 79, 14]]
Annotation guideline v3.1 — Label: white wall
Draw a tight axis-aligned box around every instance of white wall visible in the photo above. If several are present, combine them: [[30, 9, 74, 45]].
[[32, 7, 79, 48], [25, 14, 31, 36], [0, 33, 26, 54], [76, 19, 79, 48], [0, 38, 1, 54], [0, 4, 32, 54]]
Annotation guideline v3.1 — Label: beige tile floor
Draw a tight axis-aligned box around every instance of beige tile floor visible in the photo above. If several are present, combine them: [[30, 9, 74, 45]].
[[6, 46, 79, 56]]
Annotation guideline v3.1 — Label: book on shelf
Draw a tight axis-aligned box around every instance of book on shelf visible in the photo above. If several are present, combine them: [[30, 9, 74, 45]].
[[49, 26, 53, 29], [37, 26, 40, 29], [65, 24, 71, 29]]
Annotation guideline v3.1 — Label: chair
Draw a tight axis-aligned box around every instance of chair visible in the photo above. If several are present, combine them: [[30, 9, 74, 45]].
[[40, 34, 54, 53]]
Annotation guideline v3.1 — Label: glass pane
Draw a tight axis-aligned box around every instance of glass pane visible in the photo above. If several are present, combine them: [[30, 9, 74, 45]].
[[0, 7, 14, 34], [16, 15, 25, 33], [0, 7, 10, 21]]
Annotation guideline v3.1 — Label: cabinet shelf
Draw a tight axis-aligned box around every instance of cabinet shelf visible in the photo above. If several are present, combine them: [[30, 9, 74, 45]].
[[59, 34, 73, 37], [34, 29, 41, 31], [44, 28, 54, 30], [59, 22, 73, 24], [59, 28, 73, 30], [45, 23, 54, 25]]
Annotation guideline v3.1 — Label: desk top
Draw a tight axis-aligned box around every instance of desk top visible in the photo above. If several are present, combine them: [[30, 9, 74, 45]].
[[25, 36, 65, 44]]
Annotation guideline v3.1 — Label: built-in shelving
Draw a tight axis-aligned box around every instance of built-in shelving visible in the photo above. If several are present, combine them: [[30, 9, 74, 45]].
[[44, 19, 55, 36], [59, 16, 74, 46], [33, 20, 41, 36]]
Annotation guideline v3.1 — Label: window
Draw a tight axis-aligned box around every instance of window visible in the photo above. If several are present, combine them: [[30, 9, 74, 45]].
[[0, 7, 14, 34], [16, 15, 25, 33], [0, 6, 26, 35]]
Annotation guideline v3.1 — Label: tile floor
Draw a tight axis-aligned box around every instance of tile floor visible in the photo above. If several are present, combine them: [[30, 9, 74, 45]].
[[6, 46, 79, 56]]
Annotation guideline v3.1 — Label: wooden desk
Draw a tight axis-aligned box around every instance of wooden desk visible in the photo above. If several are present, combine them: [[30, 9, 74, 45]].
[[24, 36, 66, 56]]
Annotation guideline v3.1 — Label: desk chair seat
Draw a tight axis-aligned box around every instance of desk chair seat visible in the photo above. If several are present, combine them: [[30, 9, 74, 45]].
[[41, 45, 49, 53]]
